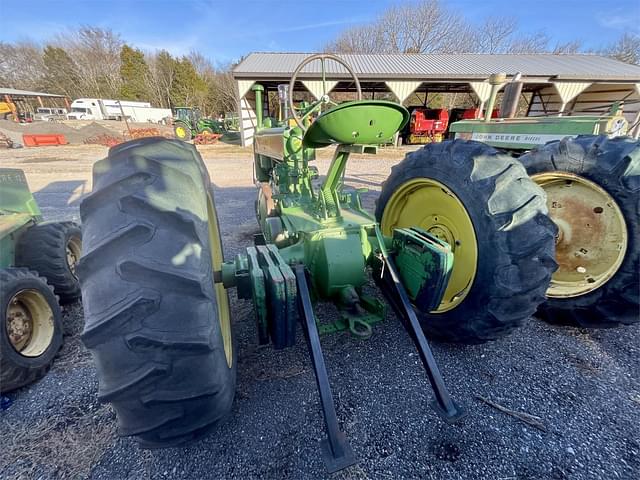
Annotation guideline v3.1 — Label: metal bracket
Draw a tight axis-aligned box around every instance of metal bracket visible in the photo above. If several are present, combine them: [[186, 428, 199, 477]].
[[294, 264, 357, 473]]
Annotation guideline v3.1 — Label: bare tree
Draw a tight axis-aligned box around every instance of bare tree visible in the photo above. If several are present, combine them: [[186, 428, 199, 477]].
[[506, 31, 551, 53], [325, 2, 583, 56], [325, 0, 473, 54], [472, 17, 518, 53], [55, 26, 123, 97], [551, 40, 583, 54], [0, 41, 45, 90], [145, 50, 177, 108], [602, 32, 640, 65]]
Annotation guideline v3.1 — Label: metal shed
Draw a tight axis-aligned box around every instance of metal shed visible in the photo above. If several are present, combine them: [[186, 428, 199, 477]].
[[0, 87, 70, 107], [232, 52, 640, 146]]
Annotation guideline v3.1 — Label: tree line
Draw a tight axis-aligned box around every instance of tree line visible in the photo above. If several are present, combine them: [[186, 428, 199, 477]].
[[0, 1, 638, 117], [0, 27, 238, 116], [324, 0, 639, 63]]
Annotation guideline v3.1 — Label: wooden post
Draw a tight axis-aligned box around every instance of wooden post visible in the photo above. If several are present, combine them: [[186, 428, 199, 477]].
[[118, 101, 132, 139]]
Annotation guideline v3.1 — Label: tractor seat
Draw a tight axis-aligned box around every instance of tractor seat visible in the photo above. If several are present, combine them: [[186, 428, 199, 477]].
[[303, 100, 409, 148]]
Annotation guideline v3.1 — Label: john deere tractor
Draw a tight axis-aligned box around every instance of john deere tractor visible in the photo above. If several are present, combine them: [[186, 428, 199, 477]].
[[77, 55, 562, 472], [0, 169, 82, 392], [173, 107, 225, 141], [450, 73, 639, 329]]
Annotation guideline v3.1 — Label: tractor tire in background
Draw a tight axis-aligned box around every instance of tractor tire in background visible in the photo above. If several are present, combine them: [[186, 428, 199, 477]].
[[0, 268, 63, 393], [519, 135, 639, 327], [78, 137, 236, 447], [376, 140, 557, 343], [16, 221, 82, 304], [173, 122, 192, 141]]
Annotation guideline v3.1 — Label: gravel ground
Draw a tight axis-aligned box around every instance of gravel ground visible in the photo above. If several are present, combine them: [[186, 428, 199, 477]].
[[0, 144, 638, 480]]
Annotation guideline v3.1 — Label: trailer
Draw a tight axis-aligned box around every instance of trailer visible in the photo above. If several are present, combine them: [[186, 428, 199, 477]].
[[66, 98, 171, 123]]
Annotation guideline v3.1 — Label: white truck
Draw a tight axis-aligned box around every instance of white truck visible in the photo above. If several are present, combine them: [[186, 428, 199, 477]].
[[67, 98, 172, 123]]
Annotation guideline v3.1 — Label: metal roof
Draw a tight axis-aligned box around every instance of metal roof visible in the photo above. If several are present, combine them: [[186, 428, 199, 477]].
[[233, 53, 640, 82], [0, 87, 67, 98]]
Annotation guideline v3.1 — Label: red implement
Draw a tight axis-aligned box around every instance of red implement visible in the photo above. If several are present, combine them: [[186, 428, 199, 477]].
[[22, 134, 68, 147]]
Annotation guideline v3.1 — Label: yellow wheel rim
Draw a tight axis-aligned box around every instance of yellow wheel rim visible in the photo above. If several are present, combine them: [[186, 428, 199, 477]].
[[175, 126, 187, 139], [6, 289, 54, 357], [381, 178, 478, 312], [207, 193, 233, 367], [532, 172, 628, 298]]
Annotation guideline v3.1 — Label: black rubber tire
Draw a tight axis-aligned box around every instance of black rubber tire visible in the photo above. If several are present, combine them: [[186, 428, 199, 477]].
[[200, 127, 213, 134], [16, 221, 82, 304], [375, 140, 558, 343], [0, 268, 63, 393], [78, 137, 236, 447], [173, 122, 192, 141], [518, 135, 640, 327]]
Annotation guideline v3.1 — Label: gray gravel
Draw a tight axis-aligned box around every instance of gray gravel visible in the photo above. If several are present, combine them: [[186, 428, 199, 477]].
[[0, 144, 638, 480]]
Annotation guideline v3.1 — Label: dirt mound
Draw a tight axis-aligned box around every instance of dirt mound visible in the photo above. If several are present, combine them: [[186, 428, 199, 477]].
[[78, 122, 125, 141]]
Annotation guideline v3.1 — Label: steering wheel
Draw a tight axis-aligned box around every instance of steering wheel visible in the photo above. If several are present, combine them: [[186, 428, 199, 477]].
[[288, 53, 362, 132]]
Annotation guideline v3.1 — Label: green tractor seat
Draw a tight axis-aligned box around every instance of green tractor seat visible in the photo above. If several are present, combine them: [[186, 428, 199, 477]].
[[303, 100, 409, 148]]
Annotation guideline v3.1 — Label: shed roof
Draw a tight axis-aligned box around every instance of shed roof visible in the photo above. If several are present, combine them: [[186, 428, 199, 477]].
[[0, 87, 67, 98], [233, 53, 640, 82]]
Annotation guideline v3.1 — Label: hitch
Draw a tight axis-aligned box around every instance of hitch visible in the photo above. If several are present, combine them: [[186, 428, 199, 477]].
[[374, 226, 466, 423], [294, 264, 357, 473]]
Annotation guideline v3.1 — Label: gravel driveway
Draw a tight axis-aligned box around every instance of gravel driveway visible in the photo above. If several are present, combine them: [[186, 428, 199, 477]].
[[0, 144, 638, 480]]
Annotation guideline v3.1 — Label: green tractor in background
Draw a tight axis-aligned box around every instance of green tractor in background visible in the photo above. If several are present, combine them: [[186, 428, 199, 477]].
[[0, 169, 82, 393], [449, 73, 639, 328], [172, 107, 225, 141]]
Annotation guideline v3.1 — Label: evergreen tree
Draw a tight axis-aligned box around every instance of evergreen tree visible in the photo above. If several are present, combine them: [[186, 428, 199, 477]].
[[170, 57, 207, 108], [42, 45, 81, 98], [119, 45, 151, 100]]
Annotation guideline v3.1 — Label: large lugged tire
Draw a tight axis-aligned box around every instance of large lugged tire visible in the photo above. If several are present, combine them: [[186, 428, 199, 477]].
[[376, 140, 557, 343], [519, 135, 639, 327], [78, 137, 236, 447], [16, 221, 82, 303], [173, 122, 192, 141], [1, 268, 63, 393]]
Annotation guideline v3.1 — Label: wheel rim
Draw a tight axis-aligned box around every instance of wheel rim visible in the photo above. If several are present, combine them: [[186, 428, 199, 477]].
[[206, 193, 233, 367], [532, 172, 628, 298], [66, 236, 82, 279], [6, 289, 54, 357], [380, 178, 478, 313], [175, 126, 186, 139]]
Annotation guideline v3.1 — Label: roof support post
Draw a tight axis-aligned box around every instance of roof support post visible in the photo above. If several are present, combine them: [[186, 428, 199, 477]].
[[553, 82, 591, 116], [301, 80, 338, 100], [385, 81, 422, 104]]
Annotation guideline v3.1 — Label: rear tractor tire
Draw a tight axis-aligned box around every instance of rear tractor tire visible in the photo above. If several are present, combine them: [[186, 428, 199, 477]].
[[0, 268, 63, 393], [519, 135, 639, 327], [376, 140, 558, 343], [174, 122, 192, 141], [16, 221, 82, 304], [78, 137, 236, 447]]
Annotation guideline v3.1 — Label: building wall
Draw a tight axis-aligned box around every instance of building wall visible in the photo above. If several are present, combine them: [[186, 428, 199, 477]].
[[239, 91, 258, 147]]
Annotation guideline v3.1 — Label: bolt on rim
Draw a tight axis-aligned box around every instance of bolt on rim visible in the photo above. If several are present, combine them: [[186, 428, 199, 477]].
[[6, 289, 55, 357], [532, 172, 628, 298]]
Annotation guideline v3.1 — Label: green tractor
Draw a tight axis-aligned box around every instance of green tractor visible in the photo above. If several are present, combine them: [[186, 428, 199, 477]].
[[77, 55, 559, 471], [449, 73, 639, 328], [0, 169, 82, 393], [172, 107, 225, 141]]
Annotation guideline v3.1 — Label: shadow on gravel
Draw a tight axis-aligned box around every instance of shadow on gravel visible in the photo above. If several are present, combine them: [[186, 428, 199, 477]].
[[34, 180, 88, 209]]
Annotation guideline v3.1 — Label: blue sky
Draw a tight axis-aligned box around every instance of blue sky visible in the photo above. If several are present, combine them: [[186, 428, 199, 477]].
[[2, 0, 638, 64]]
